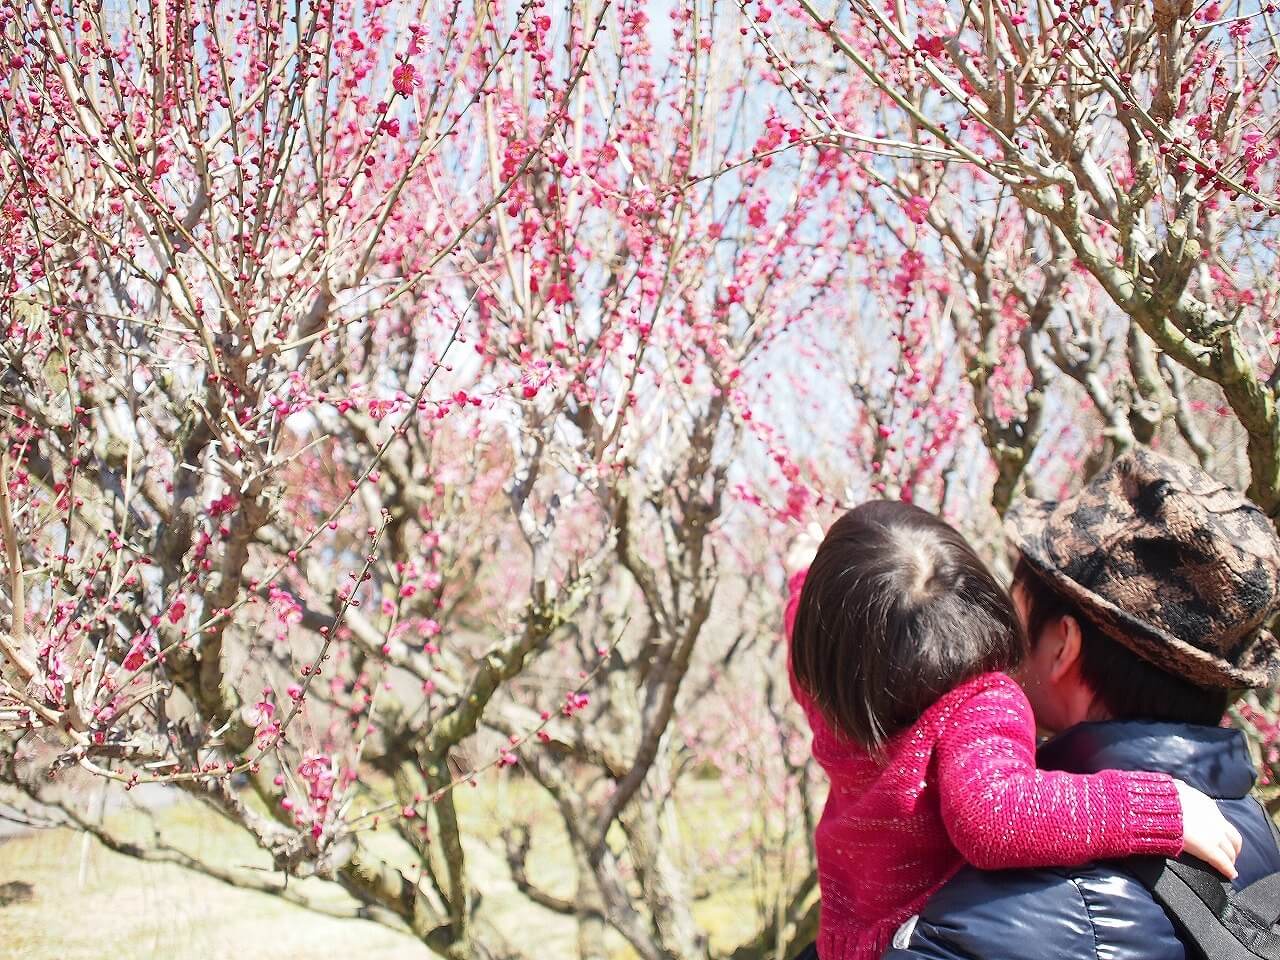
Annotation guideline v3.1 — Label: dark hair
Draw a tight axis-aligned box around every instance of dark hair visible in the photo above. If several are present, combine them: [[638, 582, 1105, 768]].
[[1011, 556, 1230, 725], [790, 501, 1026, 750]]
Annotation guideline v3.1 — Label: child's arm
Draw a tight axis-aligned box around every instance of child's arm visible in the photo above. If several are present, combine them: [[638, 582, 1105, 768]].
[[936, 676, 1239, 877]]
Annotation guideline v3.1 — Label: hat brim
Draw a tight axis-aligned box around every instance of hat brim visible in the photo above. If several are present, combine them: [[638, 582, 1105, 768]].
[[1005, 499, 1280, 691]]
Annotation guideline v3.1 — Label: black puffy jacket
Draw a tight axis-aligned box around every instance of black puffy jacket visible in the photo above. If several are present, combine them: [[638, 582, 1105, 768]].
[[878, 720, 1280, 960]]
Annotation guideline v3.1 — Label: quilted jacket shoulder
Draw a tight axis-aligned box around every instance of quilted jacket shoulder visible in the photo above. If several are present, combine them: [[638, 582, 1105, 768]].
[[880, 722, 1280, 960]]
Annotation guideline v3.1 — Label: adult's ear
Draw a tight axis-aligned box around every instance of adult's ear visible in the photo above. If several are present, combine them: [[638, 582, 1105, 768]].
[[1046, 614, 1085, 685]]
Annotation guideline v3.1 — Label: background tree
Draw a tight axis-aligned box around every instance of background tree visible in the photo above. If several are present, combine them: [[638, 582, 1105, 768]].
[[1, 0, 1277, 958], [752, 0, 1280, 796], [0, 0, 865, 955]]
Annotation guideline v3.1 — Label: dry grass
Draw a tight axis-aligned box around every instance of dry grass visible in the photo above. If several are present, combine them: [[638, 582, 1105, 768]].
[[0, 804, 415, 960], [0, 778, 799, 960]]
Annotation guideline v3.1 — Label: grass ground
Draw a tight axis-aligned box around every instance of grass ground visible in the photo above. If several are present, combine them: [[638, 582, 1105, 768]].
[[0, 803, 416, 960], [0, 778, 795, 960]]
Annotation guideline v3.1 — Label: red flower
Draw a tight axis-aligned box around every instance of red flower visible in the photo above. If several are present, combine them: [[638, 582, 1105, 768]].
[[392, 63, 419, 97], [914, 34, 945, 58], [209, 492, 238, 516], [123, 634, 153, 671], [547, 281, 572, 305]]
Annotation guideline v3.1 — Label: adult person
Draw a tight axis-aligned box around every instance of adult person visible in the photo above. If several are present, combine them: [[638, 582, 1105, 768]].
[[878, 447, 1280, 960]]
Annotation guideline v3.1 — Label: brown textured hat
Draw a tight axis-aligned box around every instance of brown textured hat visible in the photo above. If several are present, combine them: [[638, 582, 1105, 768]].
[[1006, 447, 1280, 690]]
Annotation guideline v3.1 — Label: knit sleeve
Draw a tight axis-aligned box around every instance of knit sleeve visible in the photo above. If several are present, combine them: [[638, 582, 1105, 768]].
[[936, 676, 1183, 869], [783, 568, 808, 707]]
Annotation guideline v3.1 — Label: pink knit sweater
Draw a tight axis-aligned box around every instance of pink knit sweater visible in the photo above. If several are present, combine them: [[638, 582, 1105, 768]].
[[783, 571, 1184, 960]]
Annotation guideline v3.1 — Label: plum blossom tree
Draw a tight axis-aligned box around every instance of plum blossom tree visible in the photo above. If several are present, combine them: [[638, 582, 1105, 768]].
[[0, 0, 871, 955], [2, 0, 1278, 958], [752, 0, 1280, 799]]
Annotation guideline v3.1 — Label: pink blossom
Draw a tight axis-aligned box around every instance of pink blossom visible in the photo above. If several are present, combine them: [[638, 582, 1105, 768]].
[[779, 483, 811, 522], [122, 634, 153, 671], [547, 281, 572, 306], [209, 493, 238, 517], [269, 587, 303, 627], [247, 695, 276, 727], [392, 63, 419, 96], [903, 196, 930, 225]]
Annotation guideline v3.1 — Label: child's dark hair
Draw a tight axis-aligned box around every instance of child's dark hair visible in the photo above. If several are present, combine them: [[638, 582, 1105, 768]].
[[790, 500, 1026, 750]]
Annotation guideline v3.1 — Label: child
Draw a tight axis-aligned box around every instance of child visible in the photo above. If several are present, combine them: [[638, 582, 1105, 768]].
[[786, 501, 1242, 960]]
